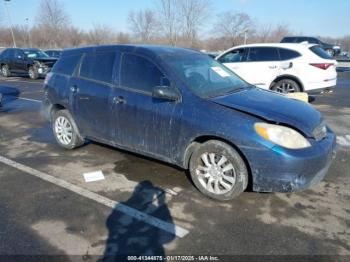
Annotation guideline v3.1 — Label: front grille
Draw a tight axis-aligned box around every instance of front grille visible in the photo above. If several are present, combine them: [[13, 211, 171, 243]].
[[313, 121, 327, 141]]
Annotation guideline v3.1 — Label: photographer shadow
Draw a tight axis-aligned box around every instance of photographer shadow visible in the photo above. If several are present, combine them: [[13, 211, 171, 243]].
[[102, 181, 175, 261]]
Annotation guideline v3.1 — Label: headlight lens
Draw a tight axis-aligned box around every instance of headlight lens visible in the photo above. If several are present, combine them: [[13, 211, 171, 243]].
[[255, 123, 311, 149]]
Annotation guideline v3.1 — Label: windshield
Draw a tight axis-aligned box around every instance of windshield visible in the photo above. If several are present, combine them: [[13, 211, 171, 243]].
[[162, 53, 251, 98], [24, 49, 50, 59]]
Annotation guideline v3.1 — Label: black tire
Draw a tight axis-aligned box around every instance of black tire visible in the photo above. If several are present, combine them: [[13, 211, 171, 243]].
[[28, 66, 39, 80], [189, 140, 248, 201], [271, 79, 301, 94], [1, 64, 11, 77], [52, 110, 85, 149]]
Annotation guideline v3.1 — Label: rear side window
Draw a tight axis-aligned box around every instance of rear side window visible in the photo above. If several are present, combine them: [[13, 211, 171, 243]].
[[80, 52, 116, 84], [3, 49, 14, 58], [308, 38, 319, 44], [309, 46, 332, 60], [218, 49, 246, 63], [120, 53, 166, 93], [52, 54, 81, 76], [278, 48, 301, 60], [247, 47, 279, 62]]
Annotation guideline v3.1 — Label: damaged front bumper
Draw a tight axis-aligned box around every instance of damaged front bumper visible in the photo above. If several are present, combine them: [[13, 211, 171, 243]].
[[249, 130, 337, 193]]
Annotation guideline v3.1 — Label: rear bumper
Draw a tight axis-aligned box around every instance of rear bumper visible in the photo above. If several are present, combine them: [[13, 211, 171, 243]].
[[307, 85, 336, 95], [304, 77, 337, 94], [247, 130, 337, 193]]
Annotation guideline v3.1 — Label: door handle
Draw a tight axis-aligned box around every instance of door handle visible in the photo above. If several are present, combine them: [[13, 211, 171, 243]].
[[113, 96, 126, 104], [269, 65, 277, 69], [70, 85, 79, 92]]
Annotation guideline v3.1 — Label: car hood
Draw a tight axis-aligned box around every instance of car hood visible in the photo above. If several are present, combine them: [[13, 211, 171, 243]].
[[211, 88, 322, 137], [33, 57, 58, 63]]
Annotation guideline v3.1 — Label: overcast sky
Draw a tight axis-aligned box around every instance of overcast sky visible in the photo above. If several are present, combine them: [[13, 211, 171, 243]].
[[1, 0, 349, 37]]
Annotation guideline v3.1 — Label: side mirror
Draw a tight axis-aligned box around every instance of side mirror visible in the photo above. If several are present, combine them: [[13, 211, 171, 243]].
[[152, 86, 181, 102]]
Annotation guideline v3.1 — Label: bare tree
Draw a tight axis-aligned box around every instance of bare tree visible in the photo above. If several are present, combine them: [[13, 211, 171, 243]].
[[211, 11, 253, 47], [88, 24, 114, 45], [64, 27, 86, 47], [253, 23, 293, 43], [36, 0, 70, 47], [128, 9, 159, 43], [116, 32, 132, 44], [156, 0, 181, 45], [178, 0, 211, 47]]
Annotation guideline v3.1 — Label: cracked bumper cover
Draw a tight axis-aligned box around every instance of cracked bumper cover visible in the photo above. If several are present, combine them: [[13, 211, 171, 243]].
[[249, 130, 337, 193]]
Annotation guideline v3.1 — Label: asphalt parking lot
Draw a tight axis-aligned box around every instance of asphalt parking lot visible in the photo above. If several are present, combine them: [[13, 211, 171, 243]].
[[0, 73, 349, 260]]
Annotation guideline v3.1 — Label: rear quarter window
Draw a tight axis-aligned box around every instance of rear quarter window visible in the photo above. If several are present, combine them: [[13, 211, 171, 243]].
[[52, 54, 82, 76], [278, 48, 301, 60], [80, 52, 116, 84], [309, 46, 333, 60]]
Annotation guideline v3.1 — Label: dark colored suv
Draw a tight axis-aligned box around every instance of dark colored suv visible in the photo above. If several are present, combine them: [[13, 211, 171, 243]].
[[45, 49, 62, 59], [44, 45, 336, 201], [281, 36, 341, 57], [0, 48, 57, 79]]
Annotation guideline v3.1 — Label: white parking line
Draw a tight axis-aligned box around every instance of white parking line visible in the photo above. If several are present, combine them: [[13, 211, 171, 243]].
[[337, 135, 350, 147], [0, 155, 189, 238], [0, 78, 41, 84], [17, 97, 42, 103]]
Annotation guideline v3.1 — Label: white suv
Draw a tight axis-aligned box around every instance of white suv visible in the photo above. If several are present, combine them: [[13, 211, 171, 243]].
[[216, 43, 337, 93]]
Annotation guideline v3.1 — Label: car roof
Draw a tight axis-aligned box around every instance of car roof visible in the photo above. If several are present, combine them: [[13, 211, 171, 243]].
[[219, 43, 316, 54], [62, 44, 202, 58], [23, 48, 41, 51], [283, 36, 317, 38]]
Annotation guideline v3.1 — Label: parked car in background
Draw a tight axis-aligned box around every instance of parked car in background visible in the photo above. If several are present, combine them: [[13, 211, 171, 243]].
[[281, 36, 341, 57], [0, 48, 58, 79], [44, 45, 336, 201], [45, 49, 62, 59], [216, 43, 337, 94]]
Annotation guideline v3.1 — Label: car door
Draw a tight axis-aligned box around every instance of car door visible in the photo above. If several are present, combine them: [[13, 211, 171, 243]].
[[70, 51, 117, 141], [218, 48, 248, 79], [112, 52, 182, 160], [6, 49, 17, 71], [14, 49, 27, 72], [238, 47, 281, 89]]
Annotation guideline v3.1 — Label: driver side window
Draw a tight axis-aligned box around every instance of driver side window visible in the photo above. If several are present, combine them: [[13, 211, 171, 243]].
[[219, 49, 246, 63], [120, 53, 169, 93]]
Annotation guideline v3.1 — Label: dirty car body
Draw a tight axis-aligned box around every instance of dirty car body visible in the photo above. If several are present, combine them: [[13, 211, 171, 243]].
[[44, 45, 336, 200]]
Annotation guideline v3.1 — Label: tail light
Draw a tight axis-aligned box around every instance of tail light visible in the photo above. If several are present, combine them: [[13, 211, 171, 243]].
[[310, 63, 334, 70]]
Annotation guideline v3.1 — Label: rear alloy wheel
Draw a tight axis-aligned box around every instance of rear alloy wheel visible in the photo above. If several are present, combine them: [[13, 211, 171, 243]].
[[28, 66, 39, 80], [189, 140, 248, 201], [1, 65, 11, 77], [271, 79, 301, 94], [52, 110, 85, 149]]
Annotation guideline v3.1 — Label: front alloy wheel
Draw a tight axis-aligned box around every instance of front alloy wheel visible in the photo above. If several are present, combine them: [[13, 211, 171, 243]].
[[28, 67, 39, 80], [189, 140, 248, 201]]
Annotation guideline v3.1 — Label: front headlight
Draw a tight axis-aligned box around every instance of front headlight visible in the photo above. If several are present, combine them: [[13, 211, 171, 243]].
[[255, 123, 311, 149]]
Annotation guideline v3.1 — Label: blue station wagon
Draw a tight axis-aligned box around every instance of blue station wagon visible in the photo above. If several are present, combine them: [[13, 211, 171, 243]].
[[43, 45, 336, 200]]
